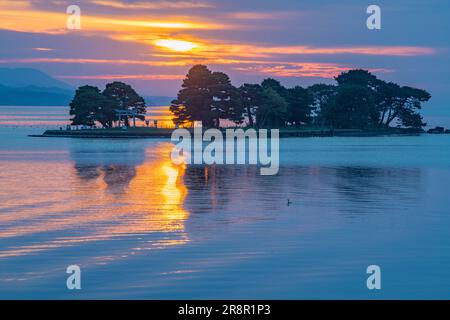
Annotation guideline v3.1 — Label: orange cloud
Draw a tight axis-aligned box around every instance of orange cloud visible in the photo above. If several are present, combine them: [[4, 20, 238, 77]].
[[92, 0, 213, 10], [166, 42, 436, 58], [235, 63, 392, 78], [138, 38, 436, 63], [226, 11, 299, 20], [97, 17, 223, 30], [0, 1, 434, 67], [153, 39, 200, 52], [254, 45, 436, 57], [0, 6, 67, 34], [0, 0, 31, 9], [0, 57, 197, 67], [0, 3, 226, 35], [0, 57, 389, 79], [33, 47, 53, 51], [0, 57, 280, 67], [57, 74, 184, 80]]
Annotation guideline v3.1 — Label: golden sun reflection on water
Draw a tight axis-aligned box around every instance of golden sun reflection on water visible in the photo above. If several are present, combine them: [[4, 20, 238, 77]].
[[104, 144, 189, 236], [0, 143, 189, 258]]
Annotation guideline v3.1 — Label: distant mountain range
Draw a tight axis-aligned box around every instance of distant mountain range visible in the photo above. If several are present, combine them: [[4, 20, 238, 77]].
[[0, 68, 174, 106], [0, 67, 74, 90], [0, 68, 74, 106], [0, 84, 74, 106]]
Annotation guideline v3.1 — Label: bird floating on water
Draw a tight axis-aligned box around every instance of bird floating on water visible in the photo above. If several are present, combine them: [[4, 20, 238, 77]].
[[287, 199, 292, 206]]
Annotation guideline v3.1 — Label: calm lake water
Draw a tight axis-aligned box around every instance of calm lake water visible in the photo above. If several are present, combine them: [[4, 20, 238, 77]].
[[1, 106, 450, 299]]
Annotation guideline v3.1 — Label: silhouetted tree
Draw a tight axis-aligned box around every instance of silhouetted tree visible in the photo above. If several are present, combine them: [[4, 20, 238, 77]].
[[321, 85, 377, 129], [169, 66, 431, 130], [335, 69, 380, 89], [286, 86, 314, 126], [377, 81, 402, 126], [308, 84, 337, 126], [256, 88, 288, 128], [171, 65, 212, 127], [210, 71, 244, 126], [335, 69, 384, 121], [239, 83, 263, 127], [381, 85, 430, 128], [70, 85, 116, 127], [171, 65, 242, 128], [261, 78, 288, 97], [335, 69, 431, 128], [102, 81, 146, 126], [259, 79, 315, 127]]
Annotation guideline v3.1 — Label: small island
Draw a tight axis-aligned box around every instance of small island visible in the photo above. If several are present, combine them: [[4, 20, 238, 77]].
[[34, 66, 435, 138]]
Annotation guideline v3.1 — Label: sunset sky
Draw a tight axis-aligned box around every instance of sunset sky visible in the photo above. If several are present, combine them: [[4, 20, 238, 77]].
[[0, 0, 449, 125]]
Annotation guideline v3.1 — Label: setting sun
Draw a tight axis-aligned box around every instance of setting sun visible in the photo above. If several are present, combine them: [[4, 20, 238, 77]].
[[154, 39, 199, 52], [0, 0, 448, 302]]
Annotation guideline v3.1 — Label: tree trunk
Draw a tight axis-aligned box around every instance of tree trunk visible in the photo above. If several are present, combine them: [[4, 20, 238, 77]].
[[247, 106, 254, 127], [379, 106, 388, 127], [385, 112, 398, 127]]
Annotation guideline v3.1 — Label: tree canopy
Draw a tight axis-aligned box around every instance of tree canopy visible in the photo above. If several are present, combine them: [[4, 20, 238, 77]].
[[103, 81, 146, 125], [70, 85, 117, 127], [170, 65, 243, 128], [69, 82, 146, 127], [170, 65, 431, 130], [69, 67, 430, 130]]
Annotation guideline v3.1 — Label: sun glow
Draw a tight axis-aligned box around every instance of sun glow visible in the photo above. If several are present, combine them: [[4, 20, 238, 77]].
[[154, 39, 199, 52]]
